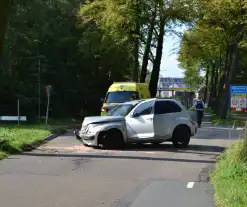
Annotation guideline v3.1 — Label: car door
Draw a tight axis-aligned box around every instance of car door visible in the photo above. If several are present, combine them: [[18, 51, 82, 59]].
[[125, 100, 155, 140], [153, 100, 182, 139]]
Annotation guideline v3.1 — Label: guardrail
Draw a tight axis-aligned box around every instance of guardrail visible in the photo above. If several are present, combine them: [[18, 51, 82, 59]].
[[0, 116, 27, 126], [0, 116, 27, 121]]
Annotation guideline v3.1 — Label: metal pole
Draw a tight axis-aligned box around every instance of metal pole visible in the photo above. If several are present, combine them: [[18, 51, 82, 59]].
[[45, 89, 50, 125], [17, 98, 20, 126], [38, 58, 41, 122]]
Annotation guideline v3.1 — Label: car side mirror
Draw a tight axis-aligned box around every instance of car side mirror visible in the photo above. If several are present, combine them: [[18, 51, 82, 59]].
[[132, 112, 140, 118]]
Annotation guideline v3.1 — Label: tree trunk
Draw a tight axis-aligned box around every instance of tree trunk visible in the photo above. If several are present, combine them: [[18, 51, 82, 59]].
[[220, 43, 239, 118], [208, 62, 216, 108], [132, 2, 140, 82], [203, 66, 209, 103], [0, 0, 8, 59], [217, 45, 230, 115], [211, 67, 219, 111], [216, 72, 227, 115], [140, 9, 156, 83], [149, 18, 165, 97]]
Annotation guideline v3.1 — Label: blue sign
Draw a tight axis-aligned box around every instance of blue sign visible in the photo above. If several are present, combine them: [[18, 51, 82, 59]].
[[229, 85, 247, 116], [231, 86, 247, 94]]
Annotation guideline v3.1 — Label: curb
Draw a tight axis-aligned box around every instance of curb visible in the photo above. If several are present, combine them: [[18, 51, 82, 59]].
[[198, 164, 215, 183], [43, 133, 59, 142], [22, 131, 65, 151]]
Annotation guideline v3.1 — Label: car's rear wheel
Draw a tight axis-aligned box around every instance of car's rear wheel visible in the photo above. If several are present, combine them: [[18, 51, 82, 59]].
[[99, 129, 124, 149], [172, 125, 191, 148]]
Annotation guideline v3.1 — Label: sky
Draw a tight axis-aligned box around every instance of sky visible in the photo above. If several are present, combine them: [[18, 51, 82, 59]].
[[159, 25, 188, 78]]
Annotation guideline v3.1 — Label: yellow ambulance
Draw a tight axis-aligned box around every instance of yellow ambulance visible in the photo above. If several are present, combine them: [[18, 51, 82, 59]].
[[101, 82, 150, 116]]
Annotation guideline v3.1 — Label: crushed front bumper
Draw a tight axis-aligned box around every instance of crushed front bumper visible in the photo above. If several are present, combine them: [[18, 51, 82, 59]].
[[74, 129, 97, 146]]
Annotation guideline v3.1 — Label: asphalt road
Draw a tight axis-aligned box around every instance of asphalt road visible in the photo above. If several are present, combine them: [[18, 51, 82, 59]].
[[0, 120, 242, 207]]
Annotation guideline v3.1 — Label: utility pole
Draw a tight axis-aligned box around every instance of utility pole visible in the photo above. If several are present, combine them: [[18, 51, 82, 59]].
[[45, 85, 52, 125], [38, 58, 41, 122]]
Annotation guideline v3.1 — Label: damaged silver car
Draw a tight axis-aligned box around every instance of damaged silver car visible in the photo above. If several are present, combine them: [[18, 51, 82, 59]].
[[74, 98, 198, 149]]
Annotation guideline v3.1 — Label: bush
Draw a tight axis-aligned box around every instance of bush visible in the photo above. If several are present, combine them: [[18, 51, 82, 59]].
[[211, 141, 247, 207]]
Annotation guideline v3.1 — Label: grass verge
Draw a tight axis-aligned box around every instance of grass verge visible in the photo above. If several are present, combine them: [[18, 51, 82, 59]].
[[211, 141, 247, 207], [0, 124, 67, 160], [210, 112, 245, 127]]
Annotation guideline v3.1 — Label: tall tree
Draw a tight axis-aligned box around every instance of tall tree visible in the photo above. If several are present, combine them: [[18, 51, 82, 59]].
[[79, 0, 144, 82], [140, 3, 157, 83], [148, 0, 196, 97], [0, 0, 8, 59], [0, 0, 133, 118], [178, 0, 247, 118]]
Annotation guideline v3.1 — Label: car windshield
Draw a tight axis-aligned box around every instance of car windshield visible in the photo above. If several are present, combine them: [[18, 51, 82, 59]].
[[105, 91, 139, 103], [107, 104, 136, 116]]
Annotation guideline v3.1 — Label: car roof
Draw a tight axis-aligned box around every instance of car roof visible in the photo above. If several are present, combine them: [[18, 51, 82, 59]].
[[123, 100, 143, 105], [156, 98, 179, 102], [123, 98, 180, 105]]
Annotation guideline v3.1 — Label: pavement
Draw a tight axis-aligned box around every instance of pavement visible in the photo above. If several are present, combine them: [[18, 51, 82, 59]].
[[0, 115, 243, 207]]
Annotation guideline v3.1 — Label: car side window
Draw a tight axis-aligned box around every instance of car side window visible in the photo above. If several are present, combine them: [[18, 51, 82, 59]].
[[133, 101, 154, 116], [154, 100, 182, 114], [167, 101, 182, 113]]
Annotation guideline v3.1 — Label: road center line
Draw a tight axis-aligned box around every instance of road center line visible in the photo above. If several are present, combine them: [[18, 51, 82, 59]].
[[187, 182, 194, 188]]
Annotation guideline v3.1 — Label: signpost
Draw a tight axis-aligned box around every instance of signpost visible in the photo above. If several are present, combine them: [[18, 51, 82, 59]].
[[229, 85, 247, 112], [229, 84, 247, 121], [158, 77, 190, 91], [45, 85, 52, 125], [17, 97, 20, 126]]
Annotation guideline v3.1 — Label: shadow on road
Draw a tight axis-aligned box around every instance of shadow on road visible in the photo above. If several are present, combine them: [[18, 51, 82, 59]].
[[21, 142, 225, 164], [121, 143, 225, 154], [77, 140, 226, 156], [21, 151, 217, 164]]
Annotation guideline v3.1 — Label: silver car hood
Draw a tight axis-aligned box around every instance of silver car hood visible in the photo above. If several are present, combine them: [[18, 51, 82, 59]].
[[82, 116, 125, 126]]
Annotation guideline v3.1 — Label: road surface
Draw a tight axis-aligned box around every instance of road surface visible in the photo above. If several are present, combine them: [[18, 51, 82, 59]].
[[0, 119, 242, 207]]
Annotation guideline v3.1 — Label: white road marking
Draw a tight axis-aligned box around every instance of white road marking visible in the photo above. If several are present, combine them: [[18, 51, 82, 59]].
[[187, 182, 194, 188]]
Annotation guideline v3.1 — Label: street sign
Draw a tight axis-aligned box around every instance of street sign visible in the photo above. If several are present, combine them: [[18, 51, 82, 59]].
[[158, 77, 191, 91], [230, 85, 247, 112], [0, 116, 26, 121]]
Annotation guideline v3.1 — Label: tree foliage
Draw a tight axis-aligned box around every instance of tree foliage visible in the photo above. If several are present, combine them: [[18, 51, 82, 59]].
[[0, 0, 133, 119], [0, 0, 8, 58], [178, 0, 247, 118]]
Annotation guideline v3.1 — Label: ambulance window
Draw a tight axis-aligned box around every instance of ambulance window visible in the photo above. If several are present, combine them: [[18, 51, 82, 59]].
[[105, 91, 139, 103]]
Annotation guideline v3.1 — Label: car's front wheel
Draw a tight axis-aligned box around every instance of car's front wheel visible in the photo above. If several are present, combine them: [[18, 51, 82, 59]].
[[99, 129, 124, 149], [172, 125, 191, 148]]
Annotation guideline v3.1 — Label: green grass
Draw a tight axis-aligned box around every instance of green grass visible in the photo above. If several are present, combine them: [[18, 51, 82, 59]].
[[210, 112, 246, 127], [0, 151, 6, 160], [211, 141, 247, 207], [0, 123, 68, 160]]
